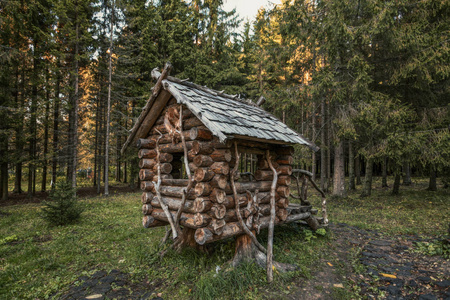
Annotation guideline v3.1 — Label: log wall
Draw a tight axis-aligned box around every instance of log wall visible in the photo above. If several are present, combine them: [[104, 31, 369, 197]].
[[138, 103, 310, 245]]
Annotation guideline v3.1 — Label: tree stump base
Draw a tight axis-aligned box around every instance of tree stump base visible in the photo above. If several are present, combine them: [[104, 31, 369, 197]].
[[172, 227, 207, 253], [232, 234, 299, 273]]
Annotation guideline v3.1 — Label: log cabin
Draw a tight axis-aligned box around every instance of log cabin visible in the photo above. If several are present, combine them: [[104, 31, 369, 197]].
[[122, 63, 324, 273]]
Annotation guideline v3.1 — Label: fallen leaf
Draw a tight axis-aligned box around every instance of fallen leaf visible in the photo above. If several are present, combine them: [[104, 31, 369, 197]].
[[333, 283, 344, 288], [86, 295, 103, 299], [380, 273, 396, 279]]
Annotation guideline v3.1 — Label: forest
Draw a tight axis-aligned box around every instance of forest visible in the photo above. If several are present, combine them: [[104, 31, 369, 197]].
[[0, 0, 449, 201]]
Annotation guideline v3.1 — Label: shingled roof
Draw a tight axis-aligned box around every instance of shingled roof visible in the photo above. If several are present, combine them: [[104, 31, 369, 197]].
[[122, 64, 318, 154]]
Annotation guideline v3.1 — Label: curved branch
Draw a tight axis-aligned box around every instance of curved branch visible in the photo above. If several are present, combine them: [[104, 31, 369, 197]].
[[266, 150, 279, 283], [154, 131, 178, 239], [231, 142, 267, 255], [174, 105, 195, 234]]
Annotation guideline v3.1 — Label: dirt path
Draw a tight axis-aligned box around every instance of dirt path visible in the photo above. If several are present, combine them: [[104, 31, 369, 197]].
[[290, 223, 449, 299], [60, 223, 449, 300]]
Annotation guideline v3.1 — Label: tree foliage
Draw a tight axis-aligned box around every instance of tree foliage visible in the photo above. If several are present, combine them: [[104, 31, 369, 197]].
[[0, 0, 448, 200]]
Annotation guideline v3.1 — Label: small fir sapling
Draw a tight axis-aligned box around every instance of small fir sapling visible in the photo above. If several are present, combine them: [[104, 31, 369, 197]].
[[41, 181, 83, 226]]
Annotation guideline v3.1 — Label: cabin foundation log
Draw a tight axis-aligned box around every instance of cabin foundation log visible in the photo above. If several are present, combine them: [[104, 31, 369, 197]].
[[194, 212, 311, 245], [151, 208, 203, 229], [142, 215, 167, 228], [149, 197, 196, 214]]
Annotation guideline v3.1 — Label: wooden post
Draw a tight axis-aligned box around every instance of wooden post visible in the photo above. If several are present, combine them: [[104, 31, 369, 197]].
[[266, 150, 279, 283]]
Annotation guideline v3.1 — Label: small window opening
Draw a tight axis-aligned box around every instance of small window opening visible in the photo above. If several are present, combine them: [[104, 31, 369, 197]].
[[170, 153, 189, 179], [238, 153, 258, 182]]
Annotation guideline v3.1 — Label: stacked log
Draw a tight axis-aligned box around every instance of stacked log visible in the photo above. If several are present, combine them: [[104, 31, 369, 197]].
[[191, 141, 230, 235], [139, 107, 314, 244]]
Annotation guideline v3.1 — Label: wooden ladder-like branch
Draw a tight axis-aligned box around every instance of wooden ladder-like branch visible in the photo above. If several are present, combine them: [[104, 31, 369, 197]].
[[231, 142, 267, 255]]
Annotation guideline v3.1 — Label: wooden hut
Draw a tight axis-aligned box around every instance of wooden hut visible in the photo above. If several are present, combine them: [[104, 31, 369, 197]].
[[122, 64, 323, 272]]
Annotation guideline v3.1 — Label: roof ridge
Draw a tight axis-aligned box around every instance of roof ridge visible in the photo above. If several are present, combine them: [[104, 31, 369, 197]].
[[151, 67, 259, 107]]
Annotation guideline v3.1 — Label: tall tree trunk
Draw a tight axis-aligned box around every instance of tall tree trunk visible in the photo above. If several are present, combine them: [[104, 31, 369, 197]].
[[402, 161, 412, 186], [72, 8, 80, 188], [0, 138, 8, 201], [124, 161, 127, 184], [104, 3, 114, 196], [97, 86, 104, 194], [381, 157, 388, 188], [42, 68, 50, 192], [116, 135, 121, 182], [320, 99, 327, 191], [326, 101, 332, 190], [52, 59, 61, 189], [333, 140, 346, 197], [348, 141, 355, 190], [93, 82, 100, 187], [311, 104, 316, 181], [28, 48, 38, 197], [360, 158, 373, 197], [427, 165, 437, 191], [355, 155, 362, 185], [14, 65, 23, 193], [392, 166, 401, 195]]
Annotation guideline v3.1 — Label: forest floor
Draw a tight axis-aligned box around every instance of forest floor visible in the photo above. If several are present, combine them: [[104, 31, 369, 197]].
[[0, 177, 448, 299], [290, 223, 449, 300], [57, 221, 449, 300]]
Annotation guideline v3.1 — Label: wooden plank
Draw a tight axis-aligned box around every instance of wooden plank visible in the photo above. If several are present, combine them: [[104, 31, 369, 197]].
[[121, 63, 172, 154], [134, 91, 172, 144]]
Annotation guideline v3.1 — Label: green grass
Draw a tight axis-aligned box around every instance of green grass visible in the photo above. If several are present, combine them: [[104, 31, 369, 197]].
[[306, 177, 449, 236], [0, 192, 330, 300], [1, 176, 448, 299]]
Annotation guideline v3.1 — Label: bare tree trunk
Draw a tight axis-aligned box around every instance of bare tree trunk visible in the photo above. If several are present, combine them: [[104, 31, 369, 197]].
[[427, 165, 437, 191], [333, 140, 346, 197], [326, 101, 332, 190], [320, 100, 327, 191], [93, 95, 99, 187], [381, 157, 388, 188], [68, 4, 80, 188], [348, 141, 355, 190], [42, 68, 50, 192], [392, 166, 401, 195], [355, 155, 362, 185], [311, 104, 316, 181], [116, 135, 121, 182], [123, 161, 127, 183], [402, 161, 412, 186], [14, 66, 23, 193], [360, 158, 373, 197], [28, 48, 38, 197], [52, 59, 61, 189], [0, 138, 8, 201], [104, 3, 114, 196], [72, 8, 79, 188]]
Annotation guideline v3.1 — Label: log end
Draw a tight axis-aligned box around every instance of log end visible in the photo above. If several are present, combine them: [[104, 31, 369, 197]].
[[195, 228, 213, 245]]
